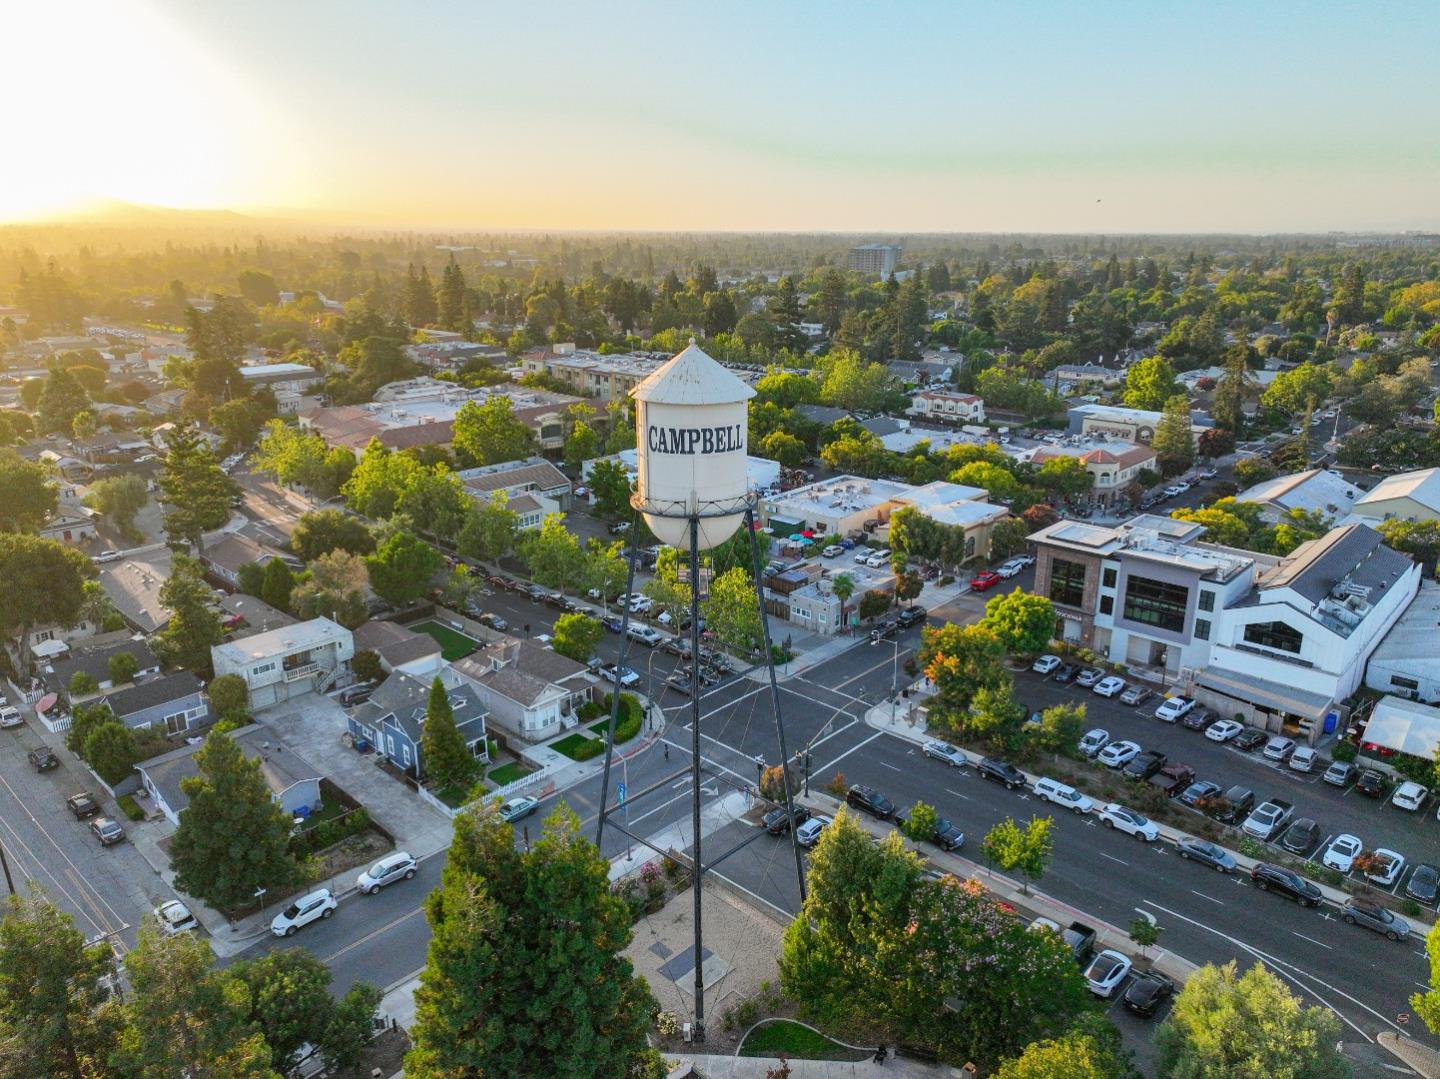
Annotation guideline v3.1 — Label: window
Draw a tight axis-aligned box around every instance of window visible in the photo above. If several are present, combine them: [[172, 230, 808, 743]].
[[164, 711, 189, 735], [1099, 596, 1114, 616], [1194, 618, 1210, 641], [34, 630, 53, 643], [1198, 590, 1215, 612], [1390, 675, 1420, 691], [253, 662, 276, 676], [1049, 558, 1087, 607], [1102, 567, 1117, 589], [1121, 575, 1190, 633], [964, 535, 976, 558], [402, 743, 412, 767], [1242, 620, 1304, 654]]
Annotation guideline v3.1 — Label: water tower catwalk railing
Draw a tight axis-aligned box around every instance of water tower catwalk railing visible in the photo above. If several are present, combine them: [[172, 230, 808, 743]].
[[593, 491, 807, 1044]]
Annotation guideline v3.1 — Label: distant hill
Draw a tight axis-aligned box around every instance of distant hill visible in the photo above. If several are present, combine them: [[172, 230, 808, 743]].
[[34, 198, 256, 228]]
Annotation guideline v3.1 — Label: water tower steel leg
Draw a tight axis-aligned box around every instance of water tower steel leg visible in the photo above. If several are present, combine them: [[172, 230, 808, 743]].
[[688, 514, 706, 1042], [744, 507, 807, 902], [595, 508, 642, 849]]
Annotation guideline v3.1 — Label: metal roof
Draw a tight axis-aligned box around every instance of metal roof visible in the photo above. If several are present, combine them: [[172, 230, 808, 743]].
[[632, 340, 754, 406]]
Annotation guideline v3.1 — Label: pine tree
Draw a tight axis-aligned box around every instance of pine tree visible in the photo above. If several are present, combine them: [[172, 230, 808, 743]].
[[170, 730, 301, 911], [421, 677, 475, 790], [404, 263, 439, 328], [259, 557, 295, 613], [158, 420, 236, 553], [438, 261, 468, 332], [1152, 394, 1196, 477], [769, 276, 808, 355]]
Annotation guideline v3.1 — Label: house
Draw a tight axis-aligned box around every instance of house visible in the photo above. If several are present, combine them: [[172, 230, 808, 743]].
[[39, 507, 99, 545], [352, 620, 444, 678], [219, 594, 299, 637], [1358, 696, 1440, 761], [236, 362, 322, 395], [1352, 468, 1440, 524], [1365, 581, 1440, 703], [98, 549, 174, 634], [453, 638, 594, 742], [138, 723, 323, 827], [1030, 442, 1158, 508], [1235, 468, 1364, 523], [99, 671, 210, 736], [347, 670, 488, 778], [1066, 403, 1213, 444], [793, 404, 905, 439], [211, 617, 355, 709], [203, 532, 292, 590], [457, 457, 572, 514], [906, 390, 986, 424], [47, 635, 159, 697], [1053, 363, 1123, 387]]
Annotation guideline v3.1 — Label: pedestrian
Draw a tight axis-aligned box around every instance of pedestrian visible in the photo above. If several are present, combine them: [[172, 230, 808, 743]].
[[663, 742, 670, 760]]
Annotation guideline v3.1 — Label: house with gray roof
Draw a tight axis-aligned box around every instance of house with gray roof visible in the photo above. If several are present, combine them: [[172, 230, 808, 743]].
[[137, 724, 322, 827], [346, 670, 488, 779], [46, 634, 159, 699], [352, 620, 443, 678], [452, 638, 594, 742], [1234, 468, 1363, 523], [100, 671, 210, 736]]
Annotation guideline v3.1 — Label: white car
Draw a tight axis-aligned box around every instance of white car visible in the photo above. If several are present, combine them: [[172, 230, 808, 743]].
[[865, 552, 890, 568], [628, 595, 654, 614], [1288, 746, 1318, 773], [1393, 782, 1427, 812], [1035, 778, 1094, 815], [1154, 696, 1196, 723], [1322, 834, 1363, 874], [1078, 728, 1110, 758], [1262, 736, 1296, 762], [822, 545, 844, 558], [1098, 740, 1141, 768], [922, 741, 968, 768], [356, 851, 418, 895], [625, 624, 663, 647], [270, 888, 337, 937], [1365, 848, 1406, 887], [853, 550, 875, 564], [1163, 485, 1185, 498], [1205, 718, 1244, 743], [1098, 803, 1159, 841], [996, 558, 1026, 579], [0, 706, 21, 729], [153, 899, 198, 935], [1092, 676, 1126, 699], [1074, 668, 1103, 688], [795, 814, 831, 848], [1031, 654, 1061, 675], [1085, 949, 1133, 998]]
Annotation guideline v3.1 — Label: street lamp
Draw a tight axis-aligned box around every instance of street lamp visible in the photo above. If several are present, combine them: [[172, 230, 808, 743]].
[[870, 634, 901, 724], [799, 712, 840, 797]]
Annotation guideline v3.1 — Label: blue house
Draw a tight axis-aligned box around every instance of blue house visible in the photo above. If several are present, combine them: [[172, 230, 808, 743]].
[[347, 671, 489, 780], [100, 671, 210, 736]]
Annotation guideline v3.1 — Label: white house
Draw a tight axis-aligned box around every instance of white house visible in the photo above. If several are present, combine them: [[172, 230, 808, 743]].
[[211, 617, 355, 709], [1234, 468, 1363, 523], [452, 638, 593, 742], [1365, 580, 1440, 703], [1353, 467, 1440, 524], [907, 390, 986, 424]]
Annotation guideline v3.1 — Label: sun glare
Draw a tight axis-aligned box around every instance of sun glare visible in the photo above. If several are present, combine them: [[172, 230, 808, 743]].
[[0, 0, 301, 222]]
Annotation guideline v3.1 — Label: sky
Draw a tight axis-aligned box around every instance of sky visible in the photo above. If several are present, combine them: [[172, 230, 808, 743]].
[[4, 0, 1438, 232]]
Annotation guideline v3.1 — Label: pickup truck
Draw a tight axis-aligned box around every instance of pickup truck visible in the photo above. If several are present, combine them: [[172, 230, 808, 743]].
[[1034, 917, 1097, 965], [1149, 763, 1196, 798], [1242, 799, 1294, 841]]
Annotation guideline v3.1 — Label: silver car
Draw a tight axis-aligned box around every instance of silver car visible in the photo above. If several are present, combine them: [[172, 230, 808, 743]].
[[922, 741, 968, 768]]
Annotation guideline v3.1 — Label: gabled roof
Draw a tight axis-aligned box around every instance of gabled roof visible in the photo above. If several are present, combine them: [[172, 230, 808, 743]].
[[353, 671, 487, 744], [1356, 467, 1440, 515], [352, 620, 442, 669], [461, 459, 569, 495], [1258, 523, 1411, 605], [139, 724, 321, 818], [49, 638, 157, 689], [101, 671, 204, 719], [1235, 468, 1362, 518]]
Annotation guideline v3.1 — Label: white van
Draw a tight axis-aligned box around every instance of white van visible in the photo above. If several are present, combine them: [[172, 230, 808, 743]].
[[1034, 777, 1094, 815]]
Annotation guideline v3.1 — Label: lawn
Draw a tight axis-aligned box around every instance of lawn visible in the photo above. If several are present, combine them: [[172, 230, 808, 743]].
[[410, 620, 481, 661], [488, 761, 534, 786], [550, 732, 601, 760], [737, 1020, 868, 1062]]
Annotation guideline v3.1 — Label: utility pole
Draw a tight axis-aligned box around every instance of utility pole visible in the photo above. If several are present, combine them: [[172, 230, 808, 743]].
[[0, 839, 13, 895]]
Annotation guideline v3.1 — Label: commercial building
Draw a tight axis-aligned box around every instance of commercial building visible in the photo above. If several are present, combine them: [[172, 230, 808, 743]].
[[906, 390, 986, 424], [520, 346, 666, 402], [1365, 581, 1440, 703], [1066, 403, 1213, 444], [847, 244, 902, 277], [211, 617, 355, 709], [1029, 441, 1157, 507], [237, 362, 322, 395], [1235, 468, 1365, 523], [1352, 467, 1440, 523]]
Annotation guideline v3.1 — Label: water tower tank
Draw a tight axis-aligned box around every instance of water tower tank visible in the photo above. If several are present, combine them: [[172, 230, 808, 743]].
[[632, 339, 756, 550]]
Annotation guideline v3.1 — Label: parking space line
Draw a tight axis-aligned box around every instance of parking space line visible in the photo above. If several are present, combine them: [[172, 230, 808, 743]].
[[945, 787, 970, 801], [1099, 852, 1129, 866], [1292, 931, 1332, 950], [877, 762, 902, 772]]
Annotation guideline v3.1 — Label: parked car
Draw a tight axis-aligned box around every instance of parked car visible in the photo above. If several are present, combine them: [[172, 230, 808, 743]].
[[1242, 799, 1294, 841], [1281, 818, 1322, 855], [795, 815, 831, 848], [499, 796, 540, 823], [763, 805, 810, 835], [1098, 803, 1158, 841], [1176, 836, 1237, 872], [338, 682, 376, 706], [1121, 972, 1175, 1017], [153, 900, 198, 935], [1288, 745, 1318, 773], [1034, 777, 1094, 814], [1365, 849, 1406, 887], [1209, 785, 1256, 826], [626, 624, 664, 648], [969, 570, 1002, 592], [1123, 750, 1168, 781], [477, 612, 509, 631], [357, 852, 418, 894], [1093, 676, 1126, 698], [1119, 685, 1153, 707], [1341, 899, 1412, 941], [27, 746, 57, 771], [1178, 779, 1223, 808], [1149, 763, 1196, 798], [821, 545, 844, 558], [1098, 740, 1141, 768], [1051, 663, 1079, 684], [1084, 949, 1133, 998], [599, 664, 641, 688], [66, 792, 100, 819], [929, 817, 967, 851], [845, 784, 895, 820], [1205, 719, 1244, 743], [1233, 728, 1269, 752], [1250, 863, 1321, 907], [869, 621, 899, 643], [1323, 760, 1358, 787], [896, 605, 928, 628], [1406, 863, 1440, 906], [1031, 654, 1061, 675], [1262, 736, 1297, 762], [922, 741, 968, 768], [1154, 696, 1196, 723], [600, 614, 624, 633], [976, 758, 1027, 791], [1180, 707, 1214, 731], [1393, 781, 1428, 812], [270, 889, 337, 936], [995, 557, 1029, 579], [1078, 728, 1110, 758], [1074, 668, 1104, 688], [1322, 834, 1363, 873], [1355, 770, 1388, 798], [89, 817, 125, 846]]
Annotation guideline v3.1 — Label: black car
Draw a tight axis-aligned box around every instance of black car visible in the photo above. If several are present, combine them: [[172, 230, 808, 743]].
[[66, 792, 100, 819], [1175, 836, 1237, 872], [1406, 863, 1440, 906], [477, 612, 509, 632], [1178, 779, 1222, 808], [1051, 663, 1079, 684], [1121, 972, 1175, 1018], [543, 592, 569, 610], [976, 757, 1027, 791], [845, 784, 895, 820], [931, 818, 966, 851], [1250, 863, 1322, 908], [763, 805, 811, 835], [1123, 750, 1168, 781], [896, 605, 928, 628], [869, 620, 899, 643], [1280, 817, 1321, 855], [1181, 708, 1214, 732], [1355, 769, 1388, 798], [27, 746, 58, 772], [1233, 729, 1268, 752]]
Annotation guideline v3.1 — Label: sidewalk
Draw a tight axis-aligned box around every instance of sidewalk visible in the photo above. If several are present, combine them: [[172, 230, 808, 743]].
[[668, 1054, 966, 1077]]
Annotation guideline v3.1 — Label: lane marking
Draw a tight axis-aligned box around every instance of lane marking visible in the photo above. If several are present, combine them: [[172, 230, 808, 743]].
[[321, 907, 426, 963], [813, 731, 885, 774], [1292, 932, 1333, 950], [1099, 852, 1129, 866], [945, 787, 970, 801], [877, 762, 902, 772], [1190, 890, 1224, 905], [1133, 907, 1156, 926]]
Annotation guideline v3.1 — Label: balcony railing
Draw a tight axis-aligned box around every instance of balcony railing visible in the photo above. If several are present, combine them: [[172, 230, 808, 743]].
[[284, 662, 321, 682]]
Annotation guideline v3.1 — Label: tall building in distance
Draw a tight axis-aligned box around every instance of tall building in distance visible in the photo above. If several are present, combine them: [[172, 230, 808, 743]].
[[847, 243, 903, 277]]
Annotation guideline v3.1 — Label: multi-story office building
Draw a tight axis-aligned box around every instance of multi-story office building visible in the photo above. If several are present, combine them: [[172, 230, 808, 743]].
[[847, 244, 903, 277]]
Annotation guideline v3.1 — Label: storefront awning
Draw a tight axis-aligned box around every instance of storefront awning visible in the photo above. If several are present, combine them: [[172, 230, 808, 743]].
[[1194, 668, 1333, 719], [1363, 696, 1440, 761]]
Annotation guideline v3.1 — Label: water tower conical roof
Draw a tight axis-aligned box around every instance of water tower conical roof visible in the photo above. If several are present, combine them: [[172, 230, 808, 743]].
[[632, 339, 756, 406]]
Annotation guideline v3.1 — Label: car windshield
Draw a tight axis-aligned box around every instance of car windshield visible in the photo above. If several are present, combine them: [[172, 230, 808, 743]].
[[281, 903, 301, 919], [369, 860, 391, 876]]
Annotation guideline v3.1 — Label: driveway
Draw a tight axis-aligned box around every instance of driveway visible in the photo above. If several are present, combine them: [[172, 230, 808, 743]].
[[256, 693, 455, 858]]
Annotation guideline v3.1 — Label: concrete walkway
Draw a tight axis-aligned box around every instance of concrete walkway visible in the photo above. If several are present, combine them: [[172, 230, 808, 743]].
[[668, 1054, 967, 1077]]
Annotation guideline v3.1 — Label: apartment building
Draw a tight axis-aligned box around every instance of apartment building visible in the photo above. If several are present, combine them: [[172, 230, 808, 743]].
[[520, 346, 665, 402], [211, 617, 355, 709], [847, 244, 902, 277], [907, 390, 986, 424]]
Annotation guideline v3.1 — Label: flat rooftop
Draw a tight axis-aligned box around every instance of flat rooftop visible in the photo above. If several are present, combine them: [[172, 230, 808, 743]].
[[765, 476, 912, 518]]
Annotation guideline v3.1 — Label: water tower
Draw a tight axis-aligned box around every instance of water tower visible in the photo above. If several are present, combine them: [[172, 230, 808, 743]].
[[595, 340, 806, 1043]]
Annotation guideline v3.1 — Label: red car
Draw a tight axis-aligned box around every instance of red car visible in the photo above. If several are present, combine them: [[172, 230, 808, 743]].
[[969, 571, 1002, 592]]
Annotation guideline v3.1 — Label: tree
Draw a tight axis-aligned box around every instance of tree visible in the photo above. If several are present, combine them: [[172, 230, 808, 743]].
[[226, 949, 334, 1072], [858, 588, 892, 622], [170, 730, 301, 911], [900, 800, 939, 843], [0, 450, 58, 534], [579, 540, 629, 605], [86, 472, 148, 542], [114, 925, 279, 1079], [0, 534, 94, 663], [208, 672, 251, 726], [1232, 456, 1276, 487], [1152, 394, 1195, 477], [37, 367, 90, 433], [108, 650, 139, 685], [456, 492, 520, 564], [82, 719, 137, 785], [563, 420, 601, 470], [159, 421, 236, 553], [236, 268, 281, 307], [259, 557, 295, 613], [894, 569, 923, 604], [209, 397, 271, 451], [292, 549, 370, 627], [1029, 702, 1086, 755], [982, 588, 1056, 656], [551, 612, 602, 664], [703, 566, 763, 654], [831, 572, 856, 630], [365, 530, 443, 606], [993, 1029, 1133, 1079], [587, 458, 634, 520], [989, 517, 1031, 560], [1156, 961, 1348, 1079], [152, 555, 224, 674], [1378, 519, 1440, 569], [919, 622, 1007, 717], [1211, 346, 1254, 436], [405, 803, 659, 1079], [1196, 427, 1235, 458], [0, 892, 118, 1078], [1034, 456, 1093, 501], [1261, 361, 1333, 416], [291, 508, 374, 562], [1123, 356, 1180, 411], [341, 439, 423, 520], [520, 513, 584, 592], [769, 276, 808, 354], [982, 816, 1053, 895], [452, 396, 535, 466], [352, 649, 383, 685], [1129, 917, 1160, 959], [397, 466, 470, 542], [952, 460, 1025, 504], [758, 429, 807, 468], [421, 676, 477, 789]]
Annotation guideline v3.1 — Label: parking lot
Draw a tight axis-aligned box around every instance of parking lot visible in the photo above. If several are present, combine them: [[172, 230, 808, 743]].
[[1013, 665, 1440, 906]]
